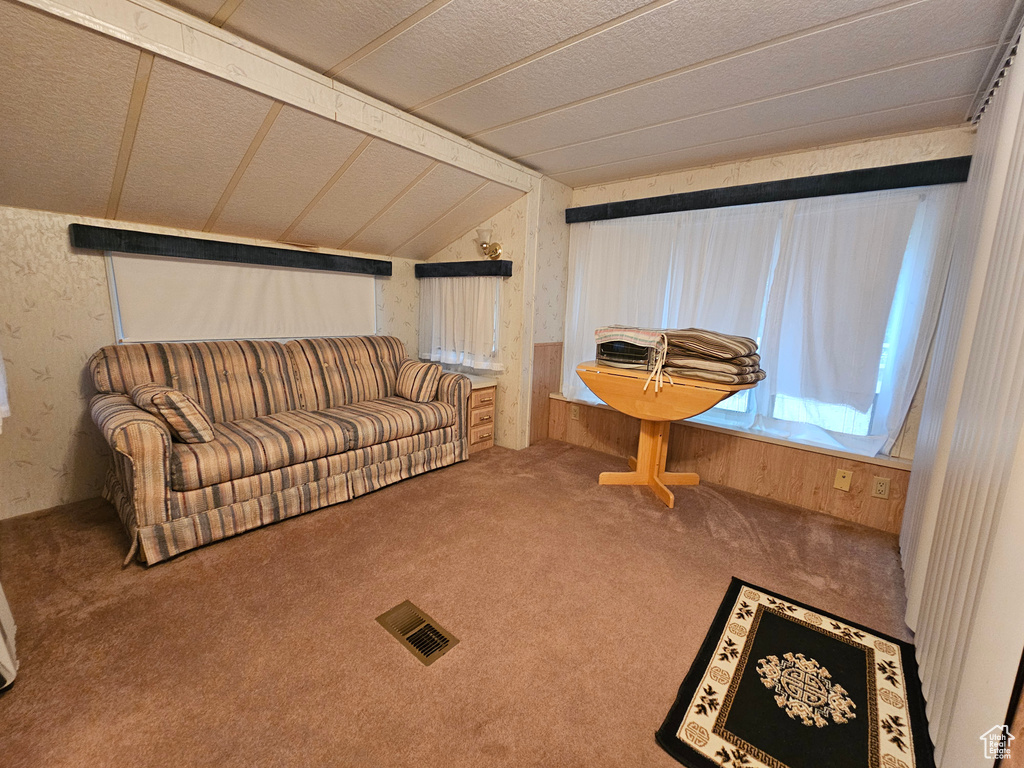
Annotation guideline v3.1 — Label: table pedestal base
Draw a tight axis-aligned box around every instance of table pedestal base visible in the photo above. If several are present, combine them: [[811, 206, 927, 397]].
[[598, 419, 698, 508]]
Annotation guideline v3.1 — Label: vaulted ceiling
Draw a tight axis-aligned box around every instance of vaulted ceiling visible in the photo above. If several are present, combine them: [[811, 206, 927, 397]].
[[0, 0, 525, 259], [162, 0, 1019, 188], [0, 0, 1019, 257]]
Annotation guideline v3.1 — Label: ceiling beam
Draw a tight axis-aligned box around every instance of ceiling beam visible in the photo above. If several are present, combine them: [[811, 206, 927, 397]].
[[14, 0, 540, 192]]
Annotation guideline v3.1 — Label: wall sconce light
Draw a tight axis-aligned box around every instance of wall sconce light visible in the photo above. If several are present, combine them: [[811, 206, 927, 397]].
[[475, 228, 502, 260]]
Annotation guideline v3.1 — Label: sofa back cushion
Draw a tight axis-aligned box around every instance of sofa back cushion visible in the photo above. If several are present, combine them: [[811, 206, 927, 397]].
[[90, 340, 298, 423], [285, 336, 405, 410]]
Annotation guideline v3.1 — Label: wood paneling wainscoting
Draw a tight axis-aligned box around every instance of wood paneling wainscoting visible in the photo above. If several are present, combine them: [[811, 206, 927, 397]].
[[548, 397, 910, 534], [530, 343, 563, 444]]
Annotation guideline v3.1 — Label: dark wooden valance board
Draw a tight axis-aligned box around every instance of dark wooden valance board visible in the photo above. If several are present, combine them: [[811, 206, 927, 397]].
[[415, 260, 513, 278], [565, 156, 972, 224], [69, 224, 392, 276]]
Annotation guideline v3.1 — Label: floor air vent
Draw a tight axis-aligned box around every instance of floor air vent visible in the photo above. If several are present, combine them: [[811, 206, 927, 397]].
[[376, 600, 459, 666]]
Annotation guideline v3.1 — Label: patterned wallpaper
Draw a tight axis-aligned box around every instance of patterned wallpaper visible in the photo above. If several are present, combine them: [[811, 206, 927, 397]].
[[374, 256, 419, 361], [533, 177, 573, 344], [0, 205, 423, 520], [0, 207, 116, 520]]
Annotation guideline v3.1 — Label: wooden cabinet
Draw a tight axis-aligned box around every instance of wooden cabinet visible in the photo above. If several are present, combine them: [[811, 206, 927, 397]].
[[468, 385, 496, 453]]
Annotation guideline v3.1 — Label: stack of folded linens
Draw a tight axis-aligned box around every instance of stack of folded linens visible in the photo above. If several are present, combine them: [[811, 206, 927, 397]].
[[594, 325, 766, 385], [661, 328, 766, 385]]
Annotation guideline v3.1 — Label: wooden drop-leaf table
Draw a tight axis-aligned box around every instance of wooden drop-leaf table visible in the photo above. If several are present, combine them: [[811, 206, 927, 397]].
[[576, 361, 756, 508]]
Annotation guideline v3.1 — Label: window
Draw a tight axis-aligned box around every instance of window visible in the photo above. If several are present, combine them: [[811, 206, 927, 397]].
[[418, 275, 503, 372], [562, 184, 960, 457]]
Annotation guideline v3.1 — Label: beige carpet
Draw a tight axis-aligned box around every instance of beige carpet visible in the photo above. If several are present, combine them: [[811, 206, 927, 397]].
[[0, 441, 910, 767]]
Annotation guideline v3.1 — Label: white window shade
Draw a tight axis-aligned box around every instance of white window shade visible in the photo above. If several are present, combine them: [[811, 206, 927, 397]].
[[108, 253, 376, 342]]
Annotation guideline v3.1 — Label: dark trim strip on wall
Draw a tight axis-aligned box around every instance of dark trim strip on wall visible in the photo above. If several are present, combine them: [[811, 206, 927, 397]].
[[415, 260, 513, 278], [69, 224, 392, 276], [564, 156, 973, 224]]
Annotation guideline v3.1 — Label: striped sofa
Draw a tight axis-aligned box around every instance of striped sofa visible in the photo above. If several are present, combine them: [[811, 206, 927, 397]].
[[88, 336, 471, 565]]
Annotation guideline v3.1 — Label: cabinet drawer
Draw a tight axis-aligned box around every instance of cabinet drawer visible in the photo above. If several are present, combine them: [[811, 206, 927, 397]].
[[470, 424, 494, 447], [470, 408, 494, 427], [470, 387, 495, 410]]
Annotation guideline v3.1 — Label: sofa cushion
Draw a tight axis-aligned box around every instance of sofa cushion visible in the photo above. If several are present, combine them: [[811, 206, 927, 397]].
[[130, 384, 215, 443], [169, 398, 456, 491], [324, 397, 457, 450], [285, 336, 405, 410], [91, 339, 298, 423], [396, 359, 442, 402], [171, 408, 354, 491]]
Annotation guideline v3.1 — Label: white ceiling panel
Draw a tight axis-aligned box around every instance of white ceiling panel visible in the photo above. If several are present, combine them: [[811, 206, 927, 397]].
[[288, 140, 434, 248], [345, 162, 487, 254], [1, 0, 1017, 243], [478, 0, 1008, 160], [556, 96, 976, 188], [212, 106, 367, 241], [118, 58, 275, 230], [159, 0, 223, 20], [391, 181, 524, 260], [524, 47, 990, 176], [414, 0, 899, 135], [0, 1, 138, 217], [221, 0, 429, 74], [340, 0, 650, 109]]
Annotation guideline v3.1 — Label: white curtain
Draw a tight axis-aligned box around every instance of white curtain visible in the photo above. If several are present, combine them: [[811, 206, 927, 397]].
[[562, 185, 960, 457], [0, 350, 9, 434], [419, 275, 503, 372], [562, 205, 778, 402]]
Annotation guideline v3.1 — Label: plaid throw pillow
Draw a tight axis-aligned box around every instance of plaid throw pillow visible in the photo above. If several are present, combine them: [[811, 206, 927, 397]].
[[130, 384, 215, 443], [396, 359, 442, 403]]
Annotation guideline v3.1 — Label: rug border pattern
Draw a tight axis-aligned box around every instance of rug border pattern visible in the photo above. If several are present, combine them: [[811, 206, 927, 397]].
[[655, 578, 935, 768]]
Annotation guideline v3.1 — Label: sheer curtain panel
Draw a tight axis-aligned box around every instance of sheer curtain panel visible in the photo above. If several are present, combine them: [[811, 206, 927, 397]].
[[419, 275, 503, 372], [755, 186, 958, 455], [562, 205, 779, 405], [562, 185, 959, 457]]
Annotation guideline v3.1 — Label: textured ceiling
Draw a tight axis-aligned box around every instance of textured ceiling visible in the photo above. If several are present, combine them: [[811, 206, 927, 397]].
[[164, 0, 1018, 187], [1, 0, 1018, 257], [0, 0, 524, 259]]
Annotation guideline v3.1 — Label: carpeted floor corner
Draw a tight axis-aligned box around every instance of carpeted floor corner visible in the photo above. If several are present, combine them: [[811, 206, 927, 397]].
[[0, 441, 910, 767]]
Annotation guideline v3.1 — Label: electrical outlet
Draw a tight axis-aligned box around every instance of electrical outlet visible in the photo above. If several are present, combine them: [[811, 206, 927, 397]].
[[570, 404, 581, 421], [872, 476, 890, 500], [834, 469, 852, 492]]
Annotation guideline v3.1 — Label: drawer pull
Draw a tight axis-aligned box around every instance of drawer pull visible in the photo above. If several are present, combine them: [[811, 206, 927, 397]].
[[479, 414, 492, 422], [479, 397, 493, 404], [475, 432, 492, 441]]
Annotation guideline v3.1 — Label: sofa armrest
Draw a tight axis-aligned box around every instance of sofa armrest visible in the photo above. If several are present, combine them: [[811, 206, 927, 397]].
[[437, 372, 472, 439], [91, 394, 172, 528]]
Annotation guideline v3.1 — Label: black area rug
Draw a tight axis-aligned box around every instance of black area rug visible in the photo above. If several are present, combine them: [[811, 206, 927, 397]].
[[656, 578, 934, 768]]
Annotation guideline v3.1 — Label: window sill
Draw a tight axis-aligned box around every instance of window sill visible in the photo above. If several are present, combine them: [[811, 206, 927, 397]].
[[548, 393, 913, 471]]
